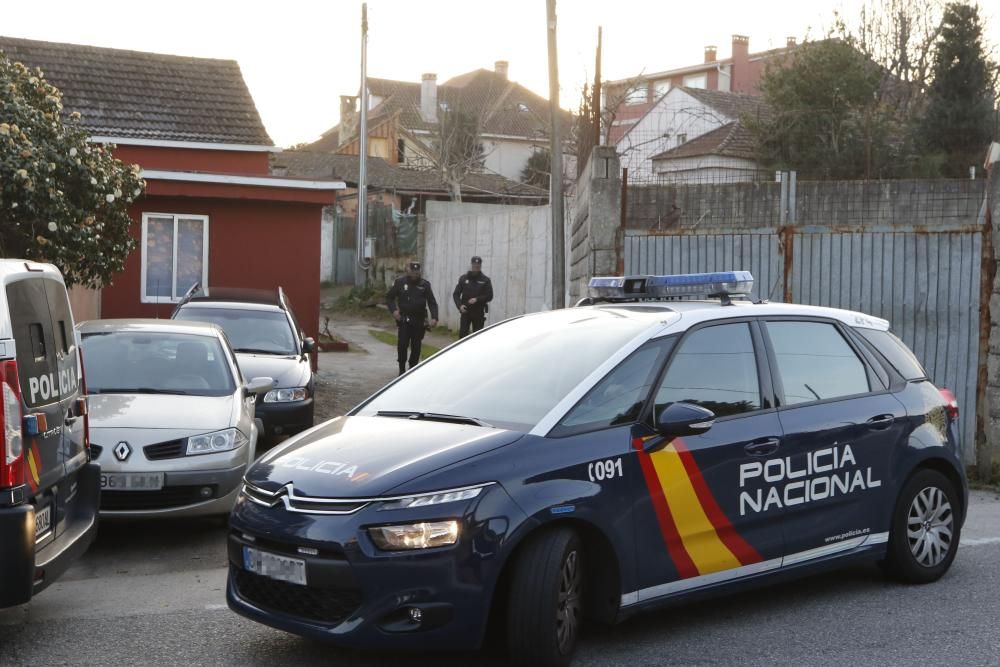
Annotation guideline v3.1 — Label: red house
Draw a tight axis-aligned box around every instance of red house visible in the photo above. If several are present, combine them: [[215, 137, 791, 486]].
[[0, 37, 343, 341], [605, 35, 799, 144]]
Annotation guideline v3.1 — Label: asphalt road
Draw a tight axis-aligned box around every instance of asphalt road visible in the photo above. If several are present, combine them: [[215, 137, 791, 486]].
[[1, 489, 998, 667]]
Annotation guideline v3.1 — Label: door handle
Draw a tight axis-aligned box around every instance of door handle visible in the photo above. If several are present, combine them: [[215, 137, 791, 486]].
[[866, 414, 895, 430], [744, 437, 780, 457]]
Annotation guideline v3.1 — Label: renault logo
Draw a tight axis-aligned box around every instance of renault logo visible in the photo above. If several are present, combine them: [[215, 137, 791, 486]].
[[113, 441, 132, 461]]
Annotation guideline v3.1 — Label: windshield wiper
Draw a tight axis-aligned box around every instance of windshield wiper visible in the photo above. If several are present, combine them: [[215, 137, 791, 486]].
[[92, 387, 192, 396], [233, 348, 290, 355], [376, 410, 492, 428]]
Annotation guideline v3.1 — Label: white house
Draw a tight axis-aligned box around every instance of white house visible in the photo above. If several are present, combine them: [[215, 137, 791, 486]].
[[615, 86, 765, 183]]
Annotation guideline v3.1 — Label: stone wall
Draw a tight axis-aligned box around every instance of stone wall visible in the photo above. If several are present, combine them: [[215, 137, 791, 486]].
[[569, 146, 622, 302]]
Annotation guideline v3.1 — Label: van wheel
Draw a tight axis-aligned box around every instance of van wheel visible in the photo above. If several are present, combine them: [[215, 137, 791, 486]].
[[884, 469, 960, 584], [506, 528, 583, 667]]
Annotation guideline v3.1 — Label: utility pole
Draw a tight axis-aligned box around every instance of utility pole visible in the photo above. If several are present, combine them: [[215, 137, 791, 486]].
[[591, 26, 602, 148], [356, 2, 372, 280], [546, 0, 565, 309]]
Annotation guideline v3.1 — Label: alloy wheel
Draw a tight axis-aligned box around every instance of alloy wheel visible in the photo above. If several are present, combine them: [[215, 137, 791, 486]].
[[906, 486, 954, 567], [555, 549, 582, 654]]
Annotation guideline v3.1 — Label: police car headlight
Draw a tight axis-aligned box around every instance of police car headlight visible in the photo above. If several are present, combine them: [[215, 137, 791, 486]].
[[378, 485, 487, 510], [186, 428, 248, 456], [368, 521, 460, 551], [263, 387, 308, 403]]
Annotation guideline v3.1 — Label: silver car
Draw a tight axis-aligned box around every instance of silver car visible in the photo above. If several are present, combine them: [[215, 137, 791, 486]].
[[77, 319, 272, 518]]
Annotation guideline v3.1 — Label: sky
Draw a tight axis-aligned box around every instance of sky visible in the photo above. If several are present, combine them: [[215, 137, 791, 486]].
[[2, 0, 998, 147]]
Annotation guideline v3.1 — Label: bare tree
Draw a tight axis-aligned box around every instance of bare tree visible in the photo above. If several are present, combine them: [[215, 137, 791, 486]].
[[427, 106, 486, 202]]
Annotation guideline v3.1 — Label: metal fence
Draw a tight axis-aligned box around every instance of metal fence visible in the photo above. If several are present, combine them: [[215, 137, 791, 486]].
[[624, 227, 983, 464]]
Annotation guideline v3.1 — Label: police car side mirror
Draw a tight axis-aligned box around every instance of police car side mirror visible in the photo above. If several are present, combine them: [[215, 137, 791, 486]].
[[655, 402, 715, 438]]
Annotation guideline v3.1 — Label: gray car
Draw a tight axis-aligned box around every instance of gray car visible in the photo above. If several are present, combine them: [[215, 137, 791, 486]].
[[77, 319, 272, 518]]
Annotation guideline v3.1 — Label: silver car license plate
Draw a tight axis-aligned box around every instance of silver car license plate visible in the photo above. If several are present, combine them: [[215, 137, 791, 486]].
[[243, 546, 307, 586], [100, 472, 164, 491], [34, 505, 52, 540]]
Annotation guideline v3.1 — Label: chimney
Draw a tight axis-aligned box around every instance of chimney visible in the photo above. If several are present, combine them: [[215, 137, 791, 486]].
[[731, 35, 751, 92], [704, 46, 717, 63], [786, 36, 797, 48], [495, 60, 509, 80], [421, 73, 438, 123]]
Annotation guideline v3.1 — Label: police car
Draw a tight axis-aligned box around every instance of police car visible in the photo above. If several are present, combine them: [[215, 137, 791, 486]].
[[227, 272, 966, 666]]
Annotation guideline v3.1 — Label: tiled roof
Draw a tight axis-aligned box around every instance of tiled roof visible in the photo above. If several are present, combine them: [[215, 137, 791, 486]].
[[650, 121, 757, 161], [273, 150, 548, 199], [0, 36, 272, 145], [311, 68, 572, 151], [679, 87, 767, 122]]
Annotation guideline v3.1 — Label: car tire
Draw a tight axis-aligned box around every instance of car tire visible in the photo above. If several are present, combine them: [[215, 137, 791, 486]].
[[884, 469, 961, 584], [506, 527, 583, 667]]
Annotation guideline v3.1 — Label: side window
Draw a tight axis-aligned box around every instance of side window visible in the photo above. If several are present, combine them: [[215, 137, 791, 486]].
[[554, 338, 675, 436], [856, 328, 927, 381], [654, 323, 761, 418], [766, 321, 870, 405]]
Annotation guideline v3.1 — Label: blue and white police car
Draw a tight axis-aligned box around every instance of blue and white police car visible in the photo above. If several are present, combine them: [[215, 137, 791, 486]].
[[226, 272, 966, 666]]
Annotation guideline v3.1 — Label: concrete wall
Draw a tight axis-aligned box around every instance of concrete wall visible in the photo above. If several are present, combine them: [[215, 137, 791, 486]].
[[320, 206, 335, 282], [426, 201, 537, 220], [983, 155, 1000, 479], [424, 206, 552, 331], [569, 146, 622, 303]]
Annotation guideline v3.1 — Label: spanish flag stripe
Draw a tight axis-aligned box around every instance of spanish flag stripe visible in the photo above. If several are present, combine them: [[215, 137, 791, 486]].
[[26, 450, 40, 492], [631, 438, 699, 579], [671, 438, 762, 565], [649, 443, 741, 576]]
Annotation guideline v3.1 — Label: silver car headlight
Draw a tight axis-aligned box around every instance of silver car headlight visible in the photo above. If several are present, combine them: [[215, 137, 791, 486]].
[[263, 387, 308, 403], [186, 428, 248, 456], [368, 521, 460, 551]]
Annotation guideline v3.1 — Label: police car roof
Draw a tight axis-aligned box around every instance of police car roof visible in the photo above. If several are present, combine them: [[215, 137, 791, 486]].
[[76, 318, 226, 338], [574, 300, 890, 332]]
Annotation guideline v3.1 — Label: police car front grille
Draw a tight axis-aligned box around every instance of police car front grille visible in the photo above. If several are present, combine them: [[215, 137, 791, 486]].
[[101, 485, 217, 511], [241, 483, 370, 515], [143, 439, 186, 461], [233, 568, 362, 625]]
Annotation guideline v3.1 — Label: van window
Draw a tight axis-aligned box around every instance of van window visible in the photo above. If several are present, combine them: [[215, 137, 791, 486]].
[[6, 278, 59, 408], [29, 323, 46, 360]]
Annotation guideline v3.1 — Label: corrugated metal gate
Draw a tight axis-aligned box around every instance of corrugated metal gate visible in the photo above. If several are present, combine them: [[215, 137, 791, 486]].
[[624, 228, 982, 464]]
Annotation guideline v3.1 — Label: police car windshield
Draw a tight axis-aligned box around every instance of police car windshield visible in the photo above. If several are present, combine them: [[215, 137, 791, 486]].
[[80, 332, 236, 397], [176, 307, 298, 356], [358, 311, 656, 432]]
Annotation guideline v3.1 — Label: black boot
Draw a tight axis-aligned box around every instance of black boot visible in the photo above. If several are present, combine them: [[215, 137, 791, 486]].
[[398, 363, 406, 376]]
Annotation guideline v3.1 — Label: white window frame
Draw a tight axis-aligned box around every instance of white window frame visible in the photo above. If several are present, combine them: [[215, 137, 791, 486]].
[[140, 212, 209, 304], [624, 85, 649, 106], [683, 73, 708, 89], [653, 80, 672, 99]]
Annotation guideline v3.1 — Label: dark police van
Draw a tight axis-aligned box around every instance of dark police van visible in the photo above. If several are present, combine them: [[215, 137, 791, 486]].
[[226, 272, 966, 666], [0, 260, 99, 608]]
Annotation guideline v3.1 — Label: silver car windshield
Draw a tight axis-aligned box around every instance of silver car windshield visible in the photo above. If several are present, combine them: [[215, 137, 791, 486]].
[[176, 307, 297, 356], [356, 310, 655, 432], [81, 332, 236, 397]]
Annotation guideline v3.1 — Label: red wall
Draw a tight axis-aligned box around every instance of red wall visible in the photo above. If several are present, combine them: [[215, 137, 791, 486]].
[[113, 145, 270, 175], [101, 196, 322, 344]]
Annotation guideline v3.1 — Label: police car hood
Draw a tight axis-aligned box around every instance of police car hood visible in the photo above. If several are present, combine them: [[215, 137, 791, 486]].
[[246, 416, 523, 497]]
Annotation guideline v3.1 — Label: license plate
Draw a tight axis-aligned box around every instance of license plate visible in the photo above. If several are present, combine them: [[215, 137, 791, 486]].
[[34, 505, 51, 540], [100, 472, 164, 491], [243, 546, 307, 586]]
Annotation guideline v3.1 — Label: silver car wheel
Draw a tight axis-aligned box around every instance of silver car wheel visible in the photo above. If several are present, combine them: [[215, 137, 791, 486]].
[[906, 486, 954, 567]]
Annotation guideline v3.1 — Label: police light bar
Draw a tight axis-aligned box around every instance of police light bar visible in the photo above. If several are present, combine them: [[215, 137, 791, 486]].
[[588, 271, 754, 300]]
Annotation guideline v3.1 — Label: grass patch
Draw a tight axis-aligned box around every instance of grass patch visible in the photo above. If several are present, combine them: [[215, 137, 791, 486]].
[[368, 329, 441, 360]]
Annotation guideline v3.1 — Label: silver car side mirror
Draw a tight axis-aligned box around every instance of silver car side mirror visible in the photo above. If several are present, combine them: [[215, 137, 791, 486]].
[[245, 376, 274, 396]]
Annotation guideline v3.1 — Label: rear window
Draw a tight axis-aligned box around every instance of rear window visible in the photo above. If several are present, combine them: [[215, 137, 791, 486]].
[[175, 306, 298, 356], [856, 328, 927, 380]]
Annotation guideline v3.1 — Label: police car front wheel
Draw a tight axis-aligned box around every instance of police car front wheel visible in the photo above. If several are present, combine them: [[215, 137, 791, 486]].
[[506, 527, 584, 667], [886, 469, 961, 584]]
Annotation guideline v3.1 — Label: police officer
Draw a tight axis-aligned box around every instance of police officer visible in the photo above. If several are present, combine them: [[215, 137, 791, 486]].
[[452, 256, 493, 338], [386, 260, 438, 375]]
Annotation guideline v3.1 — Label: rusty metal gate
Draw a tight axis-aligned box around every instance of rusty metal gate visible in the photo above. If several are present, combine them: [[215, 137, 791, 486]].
[[623, 228, 983, 464]]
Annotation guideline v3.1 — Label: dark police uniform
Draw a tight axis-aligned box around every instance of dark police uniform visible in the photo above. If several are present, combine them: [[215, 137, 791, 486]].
[[386, 270, 439, 374], [452, 258, 493, 338]]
